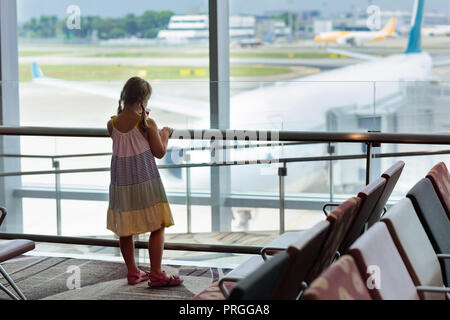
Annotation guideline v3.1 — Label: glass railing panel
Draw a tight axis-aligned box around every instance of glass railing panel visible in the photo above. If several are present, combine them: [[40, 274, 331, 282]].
[[229, 80, 376, 132], [373, 80, 450, 134], [383, 148, 450, 199], [0, 128, 449, 265]]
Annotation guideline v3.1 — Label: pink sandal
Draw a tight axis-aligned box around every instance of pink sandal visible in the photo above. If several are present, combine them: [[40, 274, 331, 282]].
[[127, 270, 149, 285], [148, 271, 183, 287]]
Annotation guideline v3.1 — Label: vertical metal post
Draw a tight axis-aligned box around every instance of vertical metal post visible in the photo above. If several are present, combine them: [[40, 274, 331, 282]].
[[365, 143, 372, 186], [328, 143, 334, 202], [53, 159, 62, 236], [278, 162, 287, 235], [0, 265, 26, 300], [185, 153, 192, 234], [0, 0, 23, 233], [209, 0, 231, 232]]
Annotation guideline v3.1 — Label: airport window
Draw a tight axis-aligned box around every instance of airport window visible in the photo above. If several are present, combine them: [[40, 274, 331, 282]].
[[1, 0, 449, 275], [226, 0, 450, 225], [14, 0, 211, 242]]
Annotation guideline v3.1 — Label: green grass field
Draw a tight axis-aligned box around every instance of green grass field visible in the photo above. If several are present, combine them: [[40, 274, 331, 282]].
[[19, 64, 292, 82], [19, 51, 70, 56]]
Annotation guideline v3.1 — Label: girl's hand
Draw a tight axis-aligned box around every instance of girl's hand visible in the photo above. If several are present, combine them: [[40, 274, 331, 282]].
[[161, 127, 174, 138]]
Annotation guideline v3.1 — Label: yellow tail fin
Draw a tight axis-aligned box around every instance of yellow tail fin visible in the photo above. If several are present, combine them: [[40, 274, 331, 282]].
[[380, 18, 397, 37]]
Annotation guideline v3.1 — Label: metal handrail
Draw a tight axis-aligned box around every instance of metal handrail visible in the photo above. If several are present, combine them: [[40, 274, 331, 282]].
[[0, 142, 319, 160], [0, 149, 449, 177], [0, 232, 262, 254], [0, 126, 449, 144], [1, 126, 450, 255]]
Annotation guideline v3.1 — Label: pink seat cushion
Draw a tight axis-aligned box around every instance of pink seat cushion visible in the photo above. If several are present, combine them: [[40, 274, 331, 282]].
[[307, 197, 361, 282], [0, 240, 35, 264], [426, 161, 450, 219], [191, 281, 234, 300], [348, 223, 419, 300], [339, 177, 386, 253], [303, 255, 372, 300]]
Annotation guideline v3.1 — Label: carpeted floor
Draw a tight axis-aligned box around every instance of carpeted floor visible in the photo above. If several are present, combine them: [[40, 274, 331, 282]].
[[0, 255, 231, 300]]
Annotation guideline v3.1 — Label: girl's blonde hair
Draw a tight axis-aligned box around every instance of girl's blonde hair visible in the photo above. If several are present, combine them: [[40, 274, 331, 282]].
[[118, 77, 152, 130]]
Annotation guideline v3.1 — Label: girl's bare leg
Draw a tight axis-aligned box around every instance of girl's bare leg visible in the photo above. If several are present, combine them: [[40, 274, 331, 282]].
[[119, 235, 140, 274], [149, 227, 165, 275]]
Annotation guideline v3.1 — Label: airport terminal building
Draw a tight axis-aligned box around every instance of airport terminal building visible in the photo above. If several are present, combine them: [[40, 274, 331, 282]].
[[0, 0, 449, 306]]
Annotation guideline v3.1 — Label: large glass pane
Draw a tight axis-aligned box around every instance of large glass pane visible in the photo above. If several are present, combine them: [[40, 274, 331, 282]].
[[14, 0, 216, 262], [226, 0, 450, 233], [5, 0, 450, 267], [17, 0, 210, 129]]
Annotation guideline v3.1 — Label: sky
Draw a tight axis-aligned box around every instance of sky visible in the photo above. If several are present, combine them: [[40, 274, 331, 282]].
[[17, 0, 450, 22]]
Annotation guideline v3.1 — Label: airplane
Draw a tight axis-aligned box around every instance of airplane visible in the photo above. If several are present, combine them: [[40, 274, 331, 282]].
[[29, 0, 445, 199], [314, 17, 397, 46], [422, 25, 450, 37]]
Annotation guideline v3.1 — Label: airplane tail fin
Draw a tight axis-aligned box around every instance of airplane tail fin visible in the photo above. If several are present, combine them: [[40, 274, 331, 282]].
[[380, 18, 397, 37], [405, 0, 425, 54], [164, 149, 183, 180], [31, 62, 45, 80]]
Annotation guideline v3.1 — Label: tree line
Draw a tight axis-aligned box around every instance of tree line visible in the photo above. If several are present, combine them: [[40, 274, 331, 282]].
[[19, 10, 174, 40]]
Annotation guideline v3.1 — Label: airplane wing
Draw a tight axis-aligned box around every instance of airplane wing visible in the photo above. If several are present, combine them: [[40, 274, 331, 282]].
[[31, 62, 207, 119], [327, 48, 380, 61]]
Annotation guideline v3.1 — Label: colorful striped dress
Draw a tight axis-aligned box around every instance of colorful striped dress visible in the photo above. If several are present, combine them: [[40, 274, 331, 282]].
[[107, 116, 174, 237]]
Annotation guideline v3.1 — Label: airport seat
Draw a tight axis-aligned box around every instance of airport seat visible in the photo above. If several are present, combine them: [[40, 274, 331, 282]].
[[366, 161, 405, 228], [406, 178, 450, 285], [302, 255, 372, 300], [219, 196, 360, 299], [349, 222, 420, 300], [338, 177, 386, 254], [348, 222, 450, 300], [260, 231, 307, 260], [218, 255, 265, 298], [271, 220, 330, 299], [0, 207, 35, 300], [306, 197, 361, 282], [219, 220, 330, 299], [227, 251, 290, 300], [426, 161, 450, 219], [191, 281, 234, 300], [381, 198, 447, 299]]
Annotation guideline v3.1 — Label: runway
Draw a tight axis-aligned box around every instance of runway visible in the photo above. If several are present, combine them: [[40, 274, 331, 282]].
[[20, 55, 355, 71]]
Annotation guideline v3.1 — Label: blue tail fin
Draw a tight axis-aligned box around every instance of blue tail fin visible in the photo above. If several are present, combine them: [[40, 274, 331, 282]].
[[164, 149, 182, 180], [405, 0, 425, 54], [31, 62, 45, 79]]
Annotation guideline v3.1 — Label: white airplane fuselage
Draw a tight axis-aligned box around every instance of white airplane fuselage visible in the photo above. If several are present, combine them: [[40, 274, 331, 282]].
[[163, 52, 433, 193], [230, 52, 432, 131]]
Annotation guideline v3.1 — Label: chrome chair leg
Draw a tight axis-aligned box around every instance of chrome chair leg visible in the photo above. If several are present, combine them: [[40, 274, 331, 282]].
[[0, 265, 27, 300], [0, 281, 19, 300]]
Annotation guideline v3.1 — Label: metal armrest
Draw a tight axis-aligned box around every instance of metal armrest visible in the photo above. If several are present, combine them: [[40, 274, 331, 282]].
[[322, 203, 341, 217], [332, 251, 341, 263], [296, 281, 308, 300], [416, 285, 450, 293], [218, 276, 241, 299], [260, 231, 303, 260], [261, 247, 283, 261], [437, 254, 450, 260], [218, 255, 265, 298], [381, 206, 387, 217], [0, 207, 6, 227]]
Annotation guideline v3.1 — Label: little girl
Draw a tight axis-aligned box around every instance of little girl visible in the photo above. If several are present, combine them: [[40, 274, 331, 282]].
[[106, 77, 183, 287]]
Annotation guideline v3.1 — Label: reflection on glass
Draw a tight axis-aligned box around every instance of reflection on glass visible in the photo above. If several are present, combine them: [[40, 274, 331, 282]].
[[6, 1, 450, 257], [16, 1, 212, 241]]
